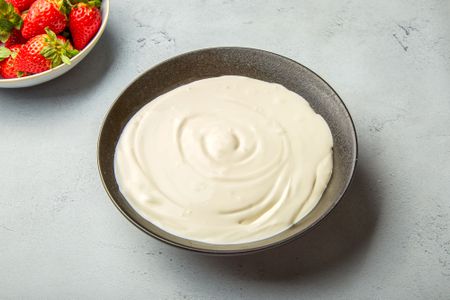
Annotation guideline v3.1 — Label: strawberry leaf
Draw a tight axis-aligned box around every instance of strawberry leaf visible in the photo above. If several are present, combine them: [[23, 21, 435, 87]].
[[41, 28, 79, 67], [59, 0, 71, 15], [69, 0, 101, 8], [61, 54, 70, 65], [0, 0, 23, 34], [45, 27, 58, 41], [0, 19, 13, 43], [0, 45, 11, 61], [0, 0, 23, 42]]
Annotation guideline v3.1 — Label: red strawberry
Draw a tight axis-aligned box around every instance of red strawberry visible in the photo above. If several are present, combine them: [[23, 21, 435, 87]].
[[69, 1, 101, 50], [0, 44, 27, 78], [6, 0, 36, 12], [4, 29, 26, 47], [21, 0, 67, 40], [0, 0, 23, 43], [15, 28, 78, 74]]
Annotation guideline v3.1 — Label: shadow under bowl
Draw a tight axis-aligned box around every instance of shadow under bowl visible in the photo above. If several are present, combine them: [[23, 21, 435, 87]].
[[98, 47, 358, 255]]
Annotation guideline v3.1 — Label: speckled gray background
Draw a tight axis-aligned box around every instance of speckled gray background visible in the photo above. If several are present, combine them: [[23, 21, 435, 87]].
[[1, 0, 449, 299]]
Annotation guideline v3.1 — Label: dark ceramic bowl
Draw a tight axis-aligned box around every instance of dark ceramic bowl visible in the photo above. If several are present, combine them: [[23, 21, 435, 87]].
[[98, 47, 357, 255]]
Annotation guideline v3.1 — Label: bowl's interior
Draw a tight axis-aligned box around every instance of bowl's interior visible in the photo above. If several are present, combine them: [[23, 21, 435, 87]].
[[98, 47, 357, 254]]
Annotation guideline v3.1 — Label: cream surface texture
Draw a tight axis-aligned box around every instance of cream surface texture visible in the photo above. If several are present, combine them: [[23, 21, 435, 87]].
[[114, 76, 333, 244]]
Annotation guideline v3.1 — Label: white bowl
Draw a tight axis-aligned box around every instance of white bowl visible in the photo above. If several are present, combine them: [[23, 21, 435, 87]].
[[0, 0, 110, 88]]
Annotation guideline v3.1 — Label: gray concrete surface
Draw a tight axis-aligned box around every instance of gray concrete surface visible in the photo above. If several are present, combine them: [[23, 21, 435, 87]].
[[1, 0, 449, 299]]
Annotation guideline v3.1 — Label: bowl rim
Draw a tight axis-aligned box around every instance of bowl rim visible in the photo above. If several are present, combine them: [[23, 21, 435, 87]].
[[0, 0, 110, 83], [98, 47, 358, 255]]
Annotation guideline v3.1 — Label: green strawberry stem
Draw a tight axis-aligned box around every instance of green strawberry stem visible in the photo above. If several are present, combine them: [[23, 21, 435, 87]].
[[41, 28, 79, 68], [0, 0, 23, 43]]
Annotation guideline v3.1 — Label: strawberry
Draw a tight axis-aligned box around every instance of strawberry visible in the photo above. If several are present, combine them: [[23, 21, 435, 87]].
[[15, 27, 78, 73], [21, 0, 67, 40], [6, 0, 36, 12], [4, 28, 26, 46], [0, 0, 23, 43], [69, 1, 101, 50], [0, 44, 26, 78]]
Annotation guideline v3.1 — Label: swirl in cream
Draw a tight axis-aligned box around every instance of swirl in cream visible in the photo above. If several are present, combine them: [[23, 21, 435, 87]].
[[114, 76, 333, 244]]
